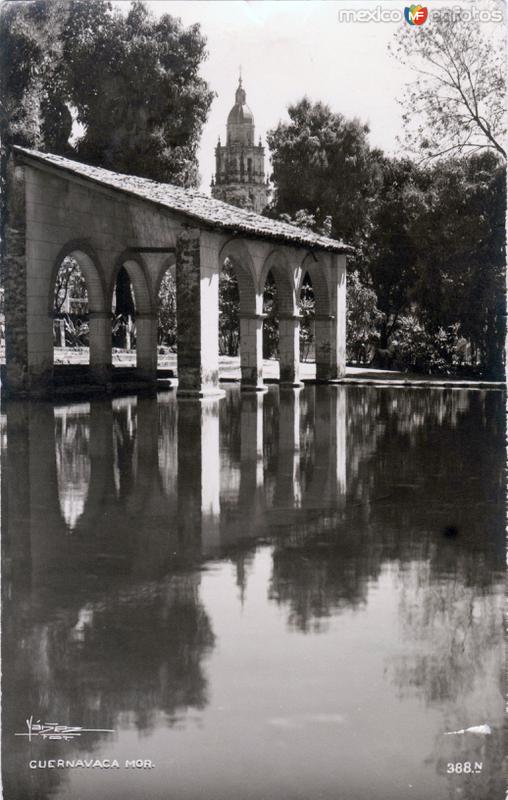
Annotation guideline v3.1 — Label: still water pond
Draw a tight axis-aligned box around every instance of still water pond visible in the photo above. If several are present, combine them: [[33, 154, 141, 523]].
[[2, 386, 504, 800]]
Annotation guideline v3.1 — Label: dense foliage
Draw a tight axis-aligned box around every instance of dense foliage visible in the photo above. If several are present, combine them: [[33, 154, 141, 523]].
[[0, 0, 213, 185], [266, 97, 505, 378]]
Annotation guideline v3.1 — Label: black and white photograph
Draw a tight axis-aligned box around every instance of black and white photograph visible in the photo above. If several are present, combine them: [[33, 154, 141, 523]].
[[0, 1, 506, 798]]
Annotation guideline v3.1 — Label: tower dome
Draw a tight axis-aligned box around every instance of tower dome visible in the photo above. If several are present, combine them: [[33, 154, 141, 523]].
[[227, 78, 254, 125], [211, 74, 270, 214], [227, 77, 255, 145]]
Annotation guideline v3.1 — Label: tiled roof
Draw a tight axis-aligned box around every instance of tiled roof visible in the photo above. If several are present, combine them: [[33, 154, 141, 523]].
[[14, 146, 352, 254]]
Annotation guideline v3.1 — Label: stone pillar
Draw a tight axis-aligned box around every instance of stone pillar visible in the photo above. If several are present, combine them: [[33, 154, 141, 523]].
[[4, 160, 54, 396], [89, 311, 112, 385], [239, 312, 266, 391], [176, 229, 223, 398], [177, 399, 221, 556], [315, 254, 347, 380], [136, 312, 158, 383], [279, 313, 303, 386]]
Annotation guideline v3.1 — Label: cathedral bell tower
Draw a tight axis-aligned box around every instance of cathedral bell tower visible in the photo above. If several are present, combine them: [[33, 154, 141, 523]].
[[211, 76, 270, 214]]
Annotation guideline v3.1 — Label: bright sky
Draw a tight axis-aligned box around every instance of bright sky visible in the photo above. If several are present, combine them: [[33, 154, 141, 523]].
[[111, 0, 503, 192], [114, 0, 406, 192]]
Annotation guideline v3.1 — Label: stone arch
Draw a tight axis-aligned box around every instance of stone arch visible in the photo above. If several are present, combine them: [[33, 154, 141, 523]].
[[298, 253, 331, 316], [154, 254, 177, 300], [49, 240, 107, 314], [219, 238, 258, 314], [109, 250, 154, 315], [260, 249, 297, 314]]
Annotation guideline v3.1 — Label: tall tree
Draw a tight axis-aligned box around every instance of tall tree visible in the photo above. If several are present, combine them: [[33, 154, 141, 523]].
[[0, 0, 72, 152], [266, 98, 382, 244], [408, 153, 506, 377], [62, 0, 214, 185], [391, 2, 506, 161], [367, 158, 422, 348], [0, 0, 214, 187]]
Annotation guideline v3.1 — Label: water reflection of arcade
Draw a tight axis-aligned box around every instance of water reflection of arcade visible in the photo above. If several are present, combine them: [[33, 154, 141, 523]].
[[1, 386, 505, 800], [3, 386, 348, 582], [1, 386, 348, 800]]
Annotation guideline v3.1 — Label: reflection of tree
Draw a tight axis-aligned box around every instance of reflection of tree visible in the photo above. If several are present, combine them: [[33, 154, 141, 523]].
[[270, 387, 504, 635], [387, 558, 504, 800], [269, 535, 373, 633], [2, 572, 214, 800], [55, 575, 215, 730], [389, 560, 503, 704]]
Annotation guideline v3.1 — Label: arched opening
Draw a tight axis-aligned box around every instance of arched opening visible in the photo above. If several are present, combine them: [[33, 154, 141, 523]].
[[53, 256, 90, 363], [112, 265, 137, 365], [51, 246, 106, 385], [261, 253, 299, 384], [300, 255, 335, 381], [157, 263, 177, 371], [299, 271, 315, 362], [218, 240, 260, 389], [110, 257, 154, 380], [219, 257, 240, 356], [263, 269, 279, 360]]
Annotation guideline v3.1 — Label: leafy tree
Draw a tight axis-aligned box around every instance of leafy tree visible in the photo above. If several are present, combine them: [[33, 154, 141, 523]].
[[218, 259, 239, 356], [391, 2, 506, 160], [61, 0, 213, 185], [266, 99, 382, 244], [1, 0, 214, 187], [54, 257, 87, 314], [407, 153, 506, 377], [299, 274, 315, 361], [366, 158, 422, 348], [263, 272, 279, 359], [0, 0, 72, 152], [158, 271, 177, 349], [346, 271, 383, 364]]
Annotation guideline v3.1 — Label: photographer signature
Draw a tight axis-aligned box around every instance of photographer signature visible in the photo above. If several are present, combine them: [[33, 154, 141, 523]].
[[15, 716, 115, 742]]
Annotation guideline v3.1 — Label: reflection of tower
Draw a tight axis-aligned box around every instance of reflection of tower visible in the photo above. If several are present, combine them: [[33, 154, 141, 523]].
[[211, 75, 270, 213]]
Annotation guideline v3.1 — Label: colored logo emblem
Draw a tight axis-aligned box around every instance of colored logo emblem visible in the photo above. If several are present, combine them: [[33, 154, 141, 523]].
[[404, 4, 428, 24]]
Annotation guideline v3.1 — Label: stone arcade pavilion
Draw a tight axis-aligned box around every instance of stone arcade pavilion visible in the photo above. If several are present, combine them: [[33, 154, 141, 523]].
[[4, 147, 352, 398]]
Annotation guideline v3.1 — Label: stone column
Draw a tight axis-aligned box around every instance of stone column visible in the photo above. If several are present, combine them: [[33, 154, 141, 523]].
[[176, 229, 223, 398], [4, 160, 54, 397], [315, 254, 347, 380], [279, 313, 303, 386], [239, 312, 266, 391], [136, 312, 158, 383], [89, 311, 112, 385]]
